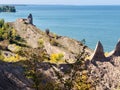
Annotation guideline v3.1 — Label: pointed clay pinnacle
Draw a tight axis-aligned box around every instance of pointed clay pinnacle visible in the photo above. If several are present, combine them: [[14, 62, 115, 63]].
[[112, 40, 120, 56], [91, 41, 105, 60]]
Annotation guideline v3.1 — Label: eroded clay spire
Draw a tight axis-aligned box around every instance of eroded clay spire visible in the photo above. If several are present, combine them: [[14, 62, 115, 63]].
[[112, 40, 120, 56], [91, 41, 105, 60]]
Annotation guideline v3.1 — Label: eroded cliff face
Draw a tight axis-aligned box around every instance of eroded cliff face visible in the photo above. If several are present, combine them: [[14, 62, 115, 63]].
[[12, 18, 92, 63], [0, 61, 34, 90]]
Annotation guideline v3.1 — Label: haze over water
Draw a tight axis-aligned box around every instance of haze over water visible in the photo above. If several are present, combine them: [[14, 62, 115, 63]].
[[0, 5, 120, 51]]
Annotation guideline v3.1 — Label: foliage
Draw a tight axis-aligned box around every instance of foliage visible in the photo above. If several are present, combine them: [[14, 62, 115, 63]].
[[0, 19, 25, 46], [25, 68, 60, 90], [14, 45, 22, 53], [50, 39, 59, 46], [85, 54, 91, 60], [50, 53, 64, 63], [69, 46, 91, 90], [38, 38, 44, 48], [17, 47, 49, 61], [23, 48, 46, 90], [11, 28, 17, 38], [20, 44, 90, 90], [0, 55, 4, 60], [0, 19, 5, 28], [53, 33, 57, 39], [73, 71, 91, 90], [3, 23, 9, 29], [104, 52, 109, 57], [2, 33, 8, 39], [18, 47, 63, 90], [0, 19, 12, 40], [3, 54, 26, 62], [0, 51, 4, 60]]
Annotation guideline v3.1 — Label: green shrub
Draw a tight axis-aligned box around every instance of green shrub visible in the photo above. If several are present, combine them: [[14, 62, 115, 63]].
[[38, 38, 44, 48], [0, 28, 4, 39], [73, 71, 91, 90], [0, 19, 4, 28], [50, 39, 59, 46], [3, 54, 26, 62], [0, 19, 25, 44], [50, 53, 64, 63], [2, 33, 8, 39], [3, 23, 9, 29], [0, 51, 4, 60]]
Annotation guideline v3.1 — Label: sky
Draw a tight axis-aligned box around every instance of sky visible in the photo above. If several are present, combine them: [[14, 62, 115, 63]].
[[0, 0, 120, 5]]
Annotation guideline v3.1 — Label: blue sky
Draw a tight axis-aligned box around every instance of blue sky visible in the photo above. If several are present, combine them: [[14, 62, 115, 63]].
[[0, 0, 120, 5]]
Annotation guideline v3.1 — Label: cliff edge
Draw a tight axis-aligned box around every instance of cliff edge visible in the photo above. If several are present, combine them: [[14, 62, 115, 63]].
[[0, 14, 120, 90]]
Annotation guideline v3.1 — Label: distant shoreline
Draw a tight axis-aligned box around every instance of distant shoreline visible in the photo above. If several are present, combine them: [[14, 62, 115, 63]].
[[0, 5, 16, 12]]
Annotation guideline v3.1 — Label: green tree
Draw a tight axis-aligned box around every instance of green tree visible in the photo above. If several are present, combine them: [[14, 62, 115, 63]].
[[0, 19, 4, 28]]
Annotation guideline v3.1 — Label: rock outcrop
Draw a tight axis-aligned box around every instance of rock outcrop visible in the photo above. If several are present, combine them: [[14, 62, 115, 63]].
[[27, 13, 33, 25], [91, 41, 106, 61], [0, 61, 34, 90], [13, 18, 41, 48], [88, 56, 120, 90], [12, 16, 93, 62], [88, 40, 120, 90], [111, 40, 120, 56]]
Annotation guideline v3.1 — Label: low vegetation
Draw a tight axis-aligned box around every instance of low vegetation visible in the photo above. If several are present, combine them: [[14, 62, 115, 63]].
[[0, 19, 26, 45], [50, 53, 64, 63], [37, 38, 44, 48], [3, 54, 26, 62]]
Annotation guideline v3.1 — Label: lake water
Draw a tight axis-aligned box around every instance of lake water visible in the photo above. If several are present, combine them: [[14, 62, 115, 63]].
[[0, 5, 120, 51]]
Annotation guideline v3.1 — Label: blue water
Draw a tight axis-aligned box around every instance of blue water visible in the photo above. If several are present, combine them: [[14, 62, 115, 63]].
[[0, 5, 120, 51]]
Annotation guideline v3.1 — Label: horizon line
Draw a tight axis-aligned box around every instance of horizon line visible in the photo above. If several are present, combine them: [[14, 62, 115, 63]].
[[1, 3, 120, 6]]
